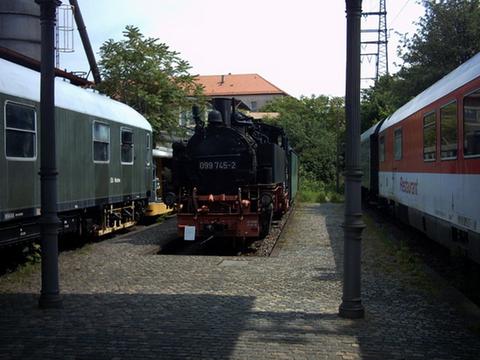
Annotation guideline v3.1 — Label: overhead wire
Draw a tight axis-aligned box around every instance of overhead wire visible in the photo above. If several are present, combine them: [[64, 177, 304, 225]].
[[390, 0, 411, 27]]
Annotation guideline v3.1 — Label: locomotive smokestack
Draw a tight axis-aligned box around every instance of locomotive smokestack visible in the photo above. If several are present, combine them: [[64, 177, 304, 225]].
[[212, 98, 232, 127]]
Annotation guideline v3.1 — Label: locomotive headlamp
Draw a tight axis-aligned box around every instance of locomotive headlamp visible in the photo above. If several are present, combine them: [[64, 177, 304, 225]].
[[164, 192, 176, 207], [260, 193, 273, 207]]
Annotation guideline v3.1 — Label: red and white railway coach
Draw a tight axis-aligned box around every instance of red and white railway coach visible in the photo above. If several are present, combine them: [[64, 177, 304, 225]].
[[361, 52, 480, 264]]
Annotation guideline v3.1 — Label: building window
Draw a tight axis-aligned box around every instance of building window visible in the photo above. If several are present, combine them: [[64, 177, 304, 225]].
[[440, 102, 457, 159], [379, 135, 385, 162], [5, 102, 36, 160], [121, 128, 134, 164], [394, 128, 402, 160], [464, 89, 480, 157], [93, 122, 110, 162], [423, 112, 436, 161], [251, 101, 257, 111]]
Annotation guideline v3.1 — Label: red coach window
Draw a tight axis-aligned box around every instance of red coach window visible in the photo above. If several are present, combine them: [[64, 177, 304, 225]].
[[394, 128, 402, 160], [440, 102, 457, 159], [464, 89, 480, 157], [423, 112, 436, 161]]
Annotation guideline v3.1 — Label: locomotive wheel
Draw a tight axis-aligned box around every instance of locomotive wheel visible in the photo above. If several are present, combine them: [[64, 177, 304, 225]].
[[259, 208, 273, 238], [233, 237, 246, 251]]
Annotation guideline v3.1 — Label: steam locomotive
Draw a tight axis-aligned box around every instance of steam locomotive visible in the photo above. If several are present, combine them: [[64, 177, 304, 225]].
[[167, 98, 298, 243]]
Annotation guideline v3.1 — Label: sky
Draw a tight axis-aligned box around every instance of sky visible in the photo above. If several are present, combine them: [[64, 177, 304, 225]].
[[58, 0, 425, 98]]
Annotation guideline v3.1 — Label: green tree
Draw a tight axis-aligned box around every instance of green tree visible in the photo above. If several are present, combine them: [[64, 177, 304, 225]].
[[361, 74, 405, 131], [362, 0, 480, 128], [398, 0, 480, 94], [263, 95, 344, 187], [97, 26, 203, 136]]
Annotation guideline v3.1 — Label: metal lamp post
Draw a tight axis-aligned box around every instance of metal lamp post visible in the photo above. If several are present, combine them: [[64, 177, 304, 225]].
[[36, 0, 63, 309], [339, 0, 365, 319]]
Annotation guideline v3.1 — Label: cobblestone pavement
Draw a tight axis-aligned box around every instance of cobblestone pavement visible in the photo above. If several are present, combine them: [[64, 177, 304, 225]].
[[0, 204, 479, 359]]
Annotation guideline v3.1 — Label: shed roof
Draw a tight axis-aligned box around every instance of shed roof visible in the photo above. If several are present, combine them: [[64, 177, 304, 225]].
[[195, 73, 288, 96]]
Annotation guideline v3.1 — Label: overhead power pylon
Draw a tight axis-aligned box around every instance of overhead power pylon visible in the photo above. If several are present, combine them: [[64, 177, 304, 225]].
[[361, 0, 388, 83]]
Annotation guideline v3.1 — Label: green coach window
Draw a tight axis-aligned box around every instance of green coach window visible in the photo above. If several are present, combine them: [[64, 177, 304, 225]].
[[93, 122, 110, 162], [5, 102, 36, 160], [121, 128, 133, 164], [464, 89, 480, 157]]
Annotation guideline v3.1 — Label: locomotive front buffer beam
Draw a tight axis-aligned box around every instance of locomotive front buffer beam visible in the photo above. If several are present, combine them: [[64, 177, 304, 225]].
[[177, 213, 260, 240]]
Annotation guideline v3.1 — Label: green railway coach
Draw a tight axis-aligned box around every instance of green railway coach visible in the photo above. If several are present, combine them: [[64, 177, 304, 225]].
[[0, 58, 153, 246]]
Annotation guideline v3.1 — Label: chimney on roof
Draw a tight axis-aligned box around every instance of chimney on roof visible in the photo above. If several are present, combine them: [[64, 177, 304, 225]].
[[220, 74, 224, 84]]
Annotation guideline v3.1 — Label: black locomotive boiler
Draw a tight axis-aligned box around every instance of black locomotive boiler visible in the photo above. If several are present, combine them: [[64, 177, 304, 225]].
[[168, 98, 298, 242]]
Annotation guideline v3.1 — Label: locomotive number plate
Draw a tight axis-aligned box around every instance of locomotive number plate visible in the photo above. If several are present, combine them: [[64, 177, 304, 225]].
[[184, 226, 196, 241], [198, 160, 237, 170]]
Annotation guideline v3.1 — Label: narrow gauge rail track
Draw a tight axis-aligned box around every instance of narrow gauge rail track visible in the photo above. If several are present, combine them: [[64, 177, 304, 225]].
[[365, 205, 480, 307], [158, 205, 294, 257]]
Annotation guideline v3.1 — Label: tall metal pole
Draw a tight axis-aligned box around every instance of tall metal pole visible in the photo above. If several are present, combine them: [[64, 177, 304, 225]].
[[68, 0, 101, 84], [339, 0, 365, 319], [36, 0, 63, 309]]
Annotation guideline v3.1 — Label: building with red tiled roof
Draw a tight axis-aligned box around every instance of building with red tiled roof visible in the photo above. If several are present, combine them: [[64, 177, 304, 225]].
[[195, 73, 288, 111]]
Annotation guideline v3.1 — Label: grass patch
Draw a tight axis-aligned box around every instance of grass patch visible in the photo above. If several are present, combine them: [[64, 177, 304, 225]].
[[363, 213, 437, 294], [1, 243, 42, 283]]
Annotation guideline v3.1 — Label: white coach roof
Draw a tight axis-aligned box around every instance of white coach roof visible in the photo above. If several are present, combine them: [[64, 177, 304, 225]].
[[0, 58, 152, 131], [380, 51, 480, 132]]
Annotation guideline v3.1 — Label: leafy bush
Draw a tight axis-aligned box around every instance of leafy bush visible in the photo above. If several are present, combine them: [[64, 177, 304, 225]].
[[298, 169, 343, 203]]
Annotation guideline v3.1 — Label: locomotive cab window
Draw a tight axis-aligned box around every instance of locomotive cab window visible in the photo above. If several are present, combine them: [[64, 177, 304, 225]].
[[440, 101, 457, 159], [4, 101, 36, 160], [93, 122, 110, 163], [394, 128, 402, 160], [121, 128, 134, 165], [379, 135, 385, 162], [423, 112, 436, 161], [464, 89, 480, 157]]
